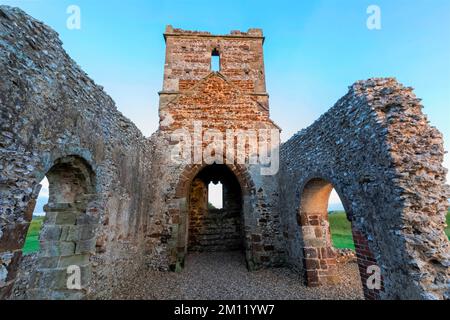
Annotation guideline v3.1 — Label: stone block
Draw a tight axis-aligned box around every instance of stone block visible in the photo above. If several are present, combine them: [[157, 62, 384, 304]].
[[305, 258, 320, 270], [37, 256, 59, 269], [39, 241, 76, 257], [76, 214, 99, 226], [55, 210, 79, 225], [32, 264, 92, 291], [75, 239, 96, 254], [58, 254, 90, 268], [40, 225, 62, 241]]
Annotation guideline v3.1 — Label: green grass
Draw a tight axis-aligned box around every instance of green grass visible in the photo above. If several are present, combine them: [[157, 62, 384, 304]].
[[328, 210, 450, 251], [22, 216, 44, 255], [328, 211, 355, 250]]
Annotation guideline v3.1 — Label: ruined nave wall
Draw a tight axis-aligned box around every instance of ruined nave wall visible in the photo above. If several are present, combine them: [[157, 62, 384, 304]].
[[0, 6, 152, 299], [279, 78, 450, 299]]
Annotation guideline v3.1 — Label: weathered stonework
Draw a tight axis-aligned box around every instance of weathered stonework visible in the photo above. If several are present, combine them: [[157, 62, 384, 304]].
[[0, 6, 152, 299], [0, 6, 448, 300], [187, 165, 244, 252], [147, 26, 284, 272], [279, 79, 450, 299]]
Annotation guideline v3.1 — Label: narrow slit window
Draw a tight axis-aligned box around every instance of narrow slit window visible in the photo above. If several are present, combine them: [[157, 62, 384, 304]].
[[211, 49, 220, 71], [208, 181, 223, 209]]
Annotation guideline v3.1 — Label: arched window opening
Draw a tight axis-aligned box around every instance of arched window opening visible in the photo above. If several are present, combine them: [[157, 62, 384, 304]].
[[328, 189, 355, 250], [211, 48, 220, 72], [208, 181, 223, 209], [22, 177, 48, 254]]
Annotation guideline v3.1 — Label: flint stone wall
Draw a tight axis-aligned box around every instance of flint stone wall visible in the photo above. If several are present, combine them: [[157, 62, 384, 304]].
[[0, 6, 152, 299], [279, 78, 450, 299]]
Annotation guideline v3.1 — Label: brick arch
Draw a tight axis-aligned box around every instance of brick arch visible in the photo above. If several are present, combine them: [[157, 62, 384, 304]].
[[297, 176, 384, 300], [175, 163, 255, 199], [169, 163, 255, 271]]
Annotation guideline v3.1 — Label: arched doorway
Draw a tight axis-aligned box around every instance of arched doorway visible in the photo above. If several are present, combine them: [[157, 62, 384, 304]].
[[20, 155, 97, 299], [188, 164, 244, 253], [299, 178, 383, 299], [172, 163, 253, 271]]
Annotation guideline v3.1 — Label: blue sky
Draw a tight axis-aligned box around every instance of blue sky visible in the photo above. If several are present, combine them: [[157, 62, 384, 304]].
[[3, 0, 450, 209]]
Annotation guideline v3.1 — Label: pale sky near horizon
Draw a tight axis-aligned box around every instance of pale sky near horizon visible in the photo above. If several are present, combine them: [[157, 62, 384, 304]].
[[4, 0, 449, 211]]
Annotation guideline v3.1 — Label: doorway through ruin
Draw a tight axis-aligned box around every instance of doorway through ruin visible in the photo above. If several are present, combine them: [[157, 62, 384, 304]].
[[299, 178, 383, 299], [188, 164, 244, 253], [15, 155, 97, 298]]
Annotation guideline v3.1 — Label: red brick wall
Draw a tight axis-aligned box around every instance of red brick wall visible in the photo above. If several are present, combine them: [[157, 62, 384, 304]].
[[167, 76, 273, 131], [352, 227, 384, 300]]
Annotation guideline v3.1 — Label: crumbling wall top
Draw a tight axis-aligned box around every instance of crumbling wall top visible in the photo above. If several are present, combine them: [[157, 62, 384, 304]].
[[164, 25, 264, 41]]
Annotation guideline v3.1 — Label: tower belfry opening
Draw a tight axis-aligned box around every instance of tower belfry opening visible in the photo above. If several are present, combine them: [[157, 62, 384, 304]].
[[211, 48, 220, 71]]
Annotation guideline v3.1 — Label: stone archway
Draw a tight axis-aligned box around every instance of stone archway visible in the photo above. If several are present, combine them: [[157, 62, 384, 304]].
[[299, 178, 383, 299], [188, 164, 244, 253], [169, 163, 255, 271], [299, 178, 338, 286], [280, 79, 450, 299], [26, 155, 97, 299]]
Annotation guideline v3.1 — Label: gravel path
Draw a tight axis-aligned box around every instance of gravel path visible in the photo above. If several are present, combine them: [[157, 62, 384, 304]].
[[111, 251, 364, 300]]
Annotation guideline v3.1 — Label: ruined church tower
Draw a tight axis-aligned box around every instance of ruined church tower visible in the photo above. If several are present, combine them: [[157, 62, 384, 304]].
[[159, 25, 269, 112], [149, 26, 284, 271]]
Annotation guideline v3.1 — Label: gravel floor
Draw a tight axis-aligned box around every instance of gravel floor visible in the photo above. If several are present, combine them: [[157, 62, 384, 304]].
[[111, 251, 364, 300]]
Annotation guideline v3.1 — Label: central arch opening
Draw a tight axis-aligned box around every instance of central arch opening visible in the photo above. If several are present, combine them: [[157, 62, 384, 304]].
[[188, 164, 244, 253]]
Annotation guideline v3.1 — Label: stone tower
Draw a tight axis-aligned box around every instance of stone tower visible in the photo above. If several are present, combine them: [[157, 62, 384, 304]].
[[149, 26, 284, 271], [160, 25, 268, 108]]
